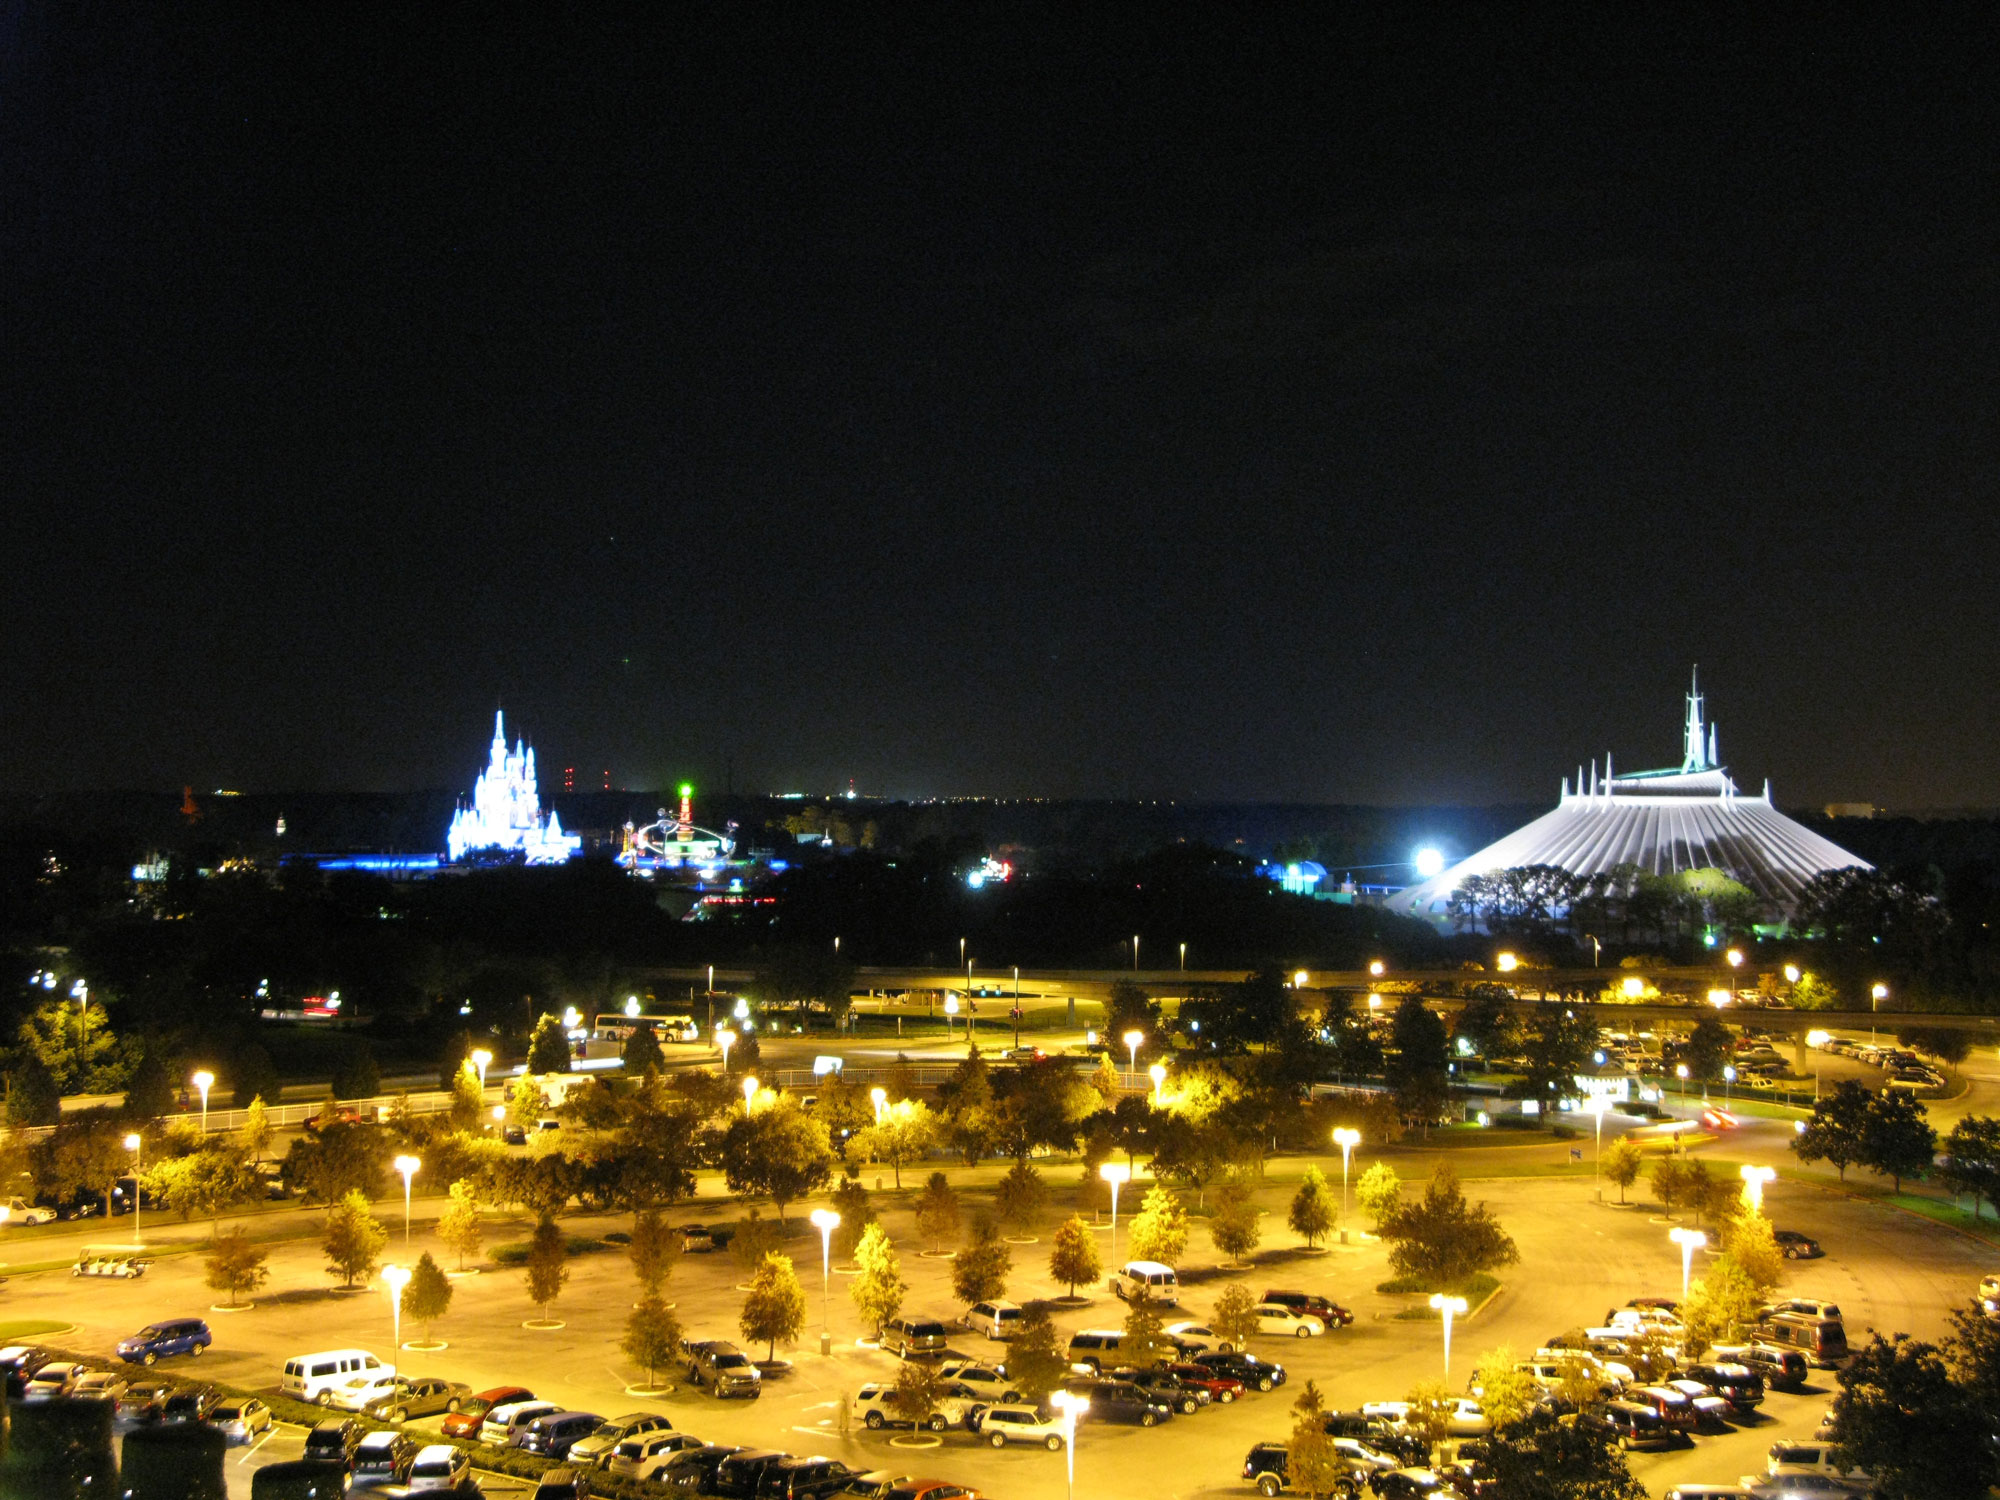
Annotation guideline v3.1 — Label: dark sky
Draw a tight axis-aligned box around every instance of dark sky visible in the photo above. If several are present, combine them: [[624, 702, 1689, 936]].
[[6, 6, 1999, 808]]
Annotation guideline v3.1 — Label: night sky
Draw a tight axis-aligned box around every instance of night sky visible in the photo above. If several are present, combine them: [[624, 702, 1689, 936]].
[[7, 7, 1998, 808]]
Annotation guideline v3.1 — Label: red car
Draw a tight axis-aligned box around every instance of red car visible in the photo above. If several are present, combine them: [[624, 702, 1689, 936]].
[[441, 1386, 534, 1439], [886, 1485, 980, 1500], [1166, 1362, 1244, 1404]]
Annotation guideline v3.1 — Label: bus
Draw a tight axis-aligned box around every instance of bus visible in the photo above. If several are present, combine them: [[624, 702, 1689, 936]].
[[594, 1012, 700, 1044]]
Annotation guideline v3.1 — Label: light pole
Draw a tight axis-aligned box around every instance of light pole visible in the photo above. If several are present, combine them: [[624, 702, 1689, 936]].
[[870, 1087, 887, 1125], [809, 1208, 840, 1347], [1739, 1164, 1775, 1214], [945, 995, 959, 1040], [742, 1076, 759, 1110], [1049, 1391, 1088, 1500], [1586, 1099, 1608, 1199], [1669, 1227, 1707, 1301], [382, 1263, 411, 1352], [1429, 1294, 1468, 1381], [1723, 1066, 1735, 1110], [1806, 1030, 1829, 1098], [1871, 983, 1888, 1045], [716, 1027, 736, 1074], [124, 1133, 143, 1247], [1148, 1062, 1166, 1105], [394, 1155, 421, 1244], [1179, 942, 1186, 973], [1124, 1030, 1144, 1080], [1099, 1162, 1130, 1262], [1675, 1063, 1689, 1101], [1332, 1128, 1360, 1230], [191, 1070, 214, 1134], [470, 1049, 491, 1093]]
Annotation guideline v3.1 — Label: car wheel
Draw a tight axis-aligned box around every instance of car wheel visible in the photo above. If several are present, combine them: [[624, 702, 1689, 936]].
[[928, 1415, 947, 1433], [1140, 1411, 1156, 1427], [1257, 1376, 1274, 1393], [142, 1353, 157, 1367], [1296, 1327, 1312, 1339], [1180, 1398, 1198, 1414], [390, 1408, 408, 1423], [1218, 1389, 1235, 1403], [865, 1411, 885, 1430], [1784, 1248, 1800, 1259], [446, 1398, 460, 1412], [1259, 1478, 1281, 1497], [988, 1432, 1007, 1448], [190, 1344, 204, 1357], [1046, 1434, 1064, 1451], [1221, 1342, 1237, 1355]]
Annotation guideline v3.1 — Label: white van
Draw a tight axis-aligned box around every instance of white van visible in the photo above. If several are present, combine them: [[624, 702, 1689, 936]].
[[1108, 1260, 1180, 1306], [281, 1348, 390, 1405]]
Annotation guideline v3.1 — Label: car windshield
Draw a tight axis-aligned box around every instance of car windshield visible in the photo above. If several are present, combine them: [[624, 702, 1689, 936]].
[[137, 1326, 163, 1339]]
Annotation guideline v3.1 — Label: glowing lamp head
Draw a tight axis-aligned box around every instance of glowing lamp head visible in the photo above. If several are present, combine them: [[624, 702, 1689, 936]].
[[1708, 989, 1730, 1008], [870, 1086, 886, 1105], [394, 1155, 421, 1179], [1332, 1127, 1360, 1150], [1368, 959, 1386, 977], [491, 1105, 505, 1121], [1148, 1062, 1166, 1086], [1726, 949, 1744, 967], [1806, 1029, 1831, 1048], [1723, 1066, 1736, 1081], [1784, 964, 1801, 983], [123, 1133, 141, 1151], [1098, 1161, 1131, 1185], [561, 1006, 580, 1029], [809, 1208, 840, 1232], [1293, 970, 1310, 989], [1622, 976, 1645, 997], [1496, 952, 1518, 973], [191, 1070, 214, 1094], [381, 1263, 411, 1295], [1871, 983, 1889, 1000], [471, 1048, 491, 1069], [1676, 1064, 1689, 1079], [1413, 847, 1446, 879], [742, 1076, 759, 1105], [625, 996, 641, 1016], [944, 996, 959, 1015]]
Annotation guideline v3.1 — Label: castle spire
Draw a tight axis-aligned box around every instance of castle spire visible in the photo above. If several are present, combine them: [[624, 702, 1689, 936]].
[[1682, 666, 1708, 771]]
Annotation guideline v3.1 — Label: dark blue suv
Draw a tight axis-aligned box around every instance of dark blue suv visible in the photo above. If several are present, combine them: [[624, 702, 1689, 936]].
[[117, 1319, 212, 1365]]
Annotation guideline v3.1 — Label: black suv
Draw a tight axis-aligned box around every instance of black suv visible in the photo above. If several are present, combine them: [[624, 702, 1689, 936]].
[[759, 1457, 858, 1500], [159, 1387, 220, 1424], [1193, 1350, 1286, 1392], [712, 1448, 792, 1499], [1244, 1442, 1292, 1495], [1062, 1377, 1172, 1427], [1108, 1365, 1204, 1414], [1721, 1343, 1809, 1392], [656, 1444, 743, 1490], [302, 1417, 364, 1471], [1681, 1363, 1764, 1412], [1321, 1412, 1427, 1466]]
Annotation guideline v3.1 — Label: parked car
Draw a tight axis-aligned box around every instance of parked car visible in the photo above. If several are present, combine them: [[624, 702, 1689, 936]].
[[1370, 1469, 1457, 1498], [1741, 1474, 1868, 1498], [1261, 1291, 1355, 1327], [1661, 1378, 1733, 1430], [934, 1361, 1019, 1403], [117, 1319, 213, 1366], [760, 1455, 860, 1499], [362, 1374, 473, 1423], [958, 1301, 1023, 1340], [1252, 1304, 1328, 1339], [480, 1398, 559, 1446], [531, 1467, 591, 1500], [1167, 1360, 1244, 1402], [606, 1429, 708, 1480], [1108, 1364, 1205, 1413], [1765, 1441, 1873, 1483], [70, 1371, 131, 1405], [853, 1380, 985, 1431], [22, 1361, 87, 1400], [210, 1397, 273, 1444], [975, 1403, 1069, 1450], [1762, 1298, 1841, 1322], [115, 1377, 173, 1424], [302, 1417, 365, 1472], [0, 1347, 50, 1397], [882, 1485, 979, 1500], [879, 1318, 951, 1359], [1712, 1341, 1811, 1392], [1, 1196, 55, 1225], [1680, 1362, 1764, 1413], [444, 1384, 534, 1438], [684, 1339, 764, 1397], [711, 1447, 792, 1499], [652, 1444, 744, 1491], [329, 1369, 405, 1413], [1061, 1376, 1173, 1426], [160, 1387, 221, 1424], [1164, 1321, 1233, 1354], [1193, 1350, 1286, 1392], [1243, 1442, 1294, 1496], [1108, 1260, 1181, 1305], [519, 1411, 605, 1460], [1757, 1314, 1850, 1367], [352, 1429, 419, 1486], [1364, 1397, 1490, 1437], [1589, 1401, 1674, 1451], [569, 1411, 674, 1467], [281, 1347, 391, 1404], [407, 1444, 472, 1492]]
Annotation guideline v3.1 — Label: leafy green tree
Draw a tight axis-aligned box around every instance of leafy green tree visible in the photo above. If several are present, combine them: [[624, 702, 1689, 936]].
[[1468, 1346, 1539, 1429], [1285, 1380, 1345, 1499], [914, 1170, 961, 1251], [951, 1220, 1011, 1306], [888, 1359, 943, 1429], [1356, 1161, 1402, 1230], [204, 1229, 268, 1308], [283, 1120, 390, 1206], [1048, 1214, 1101, 1297], [1288, 1165, 1335, 1248], [730, 1208, 783, 1274], [1006, 1307, 1067, 1401], [620, 1024, 665, 1076], [7, 1050, 61, 1125], [1387, 997, 1451, 1136], [849, 1222, 906, 1333], [15, 997, 125, 1094], [994, 1161, 1047, 1232], [1119, 1285, 1173, 1369], [1679, 1260, 1761, 1358], [1600, 1136, 1642, 1203], [1127, 1184, 1189, 1266], [525, 1014, 572, 1077], [740, 1251, 808, 1360], [1451, 986, 1516, 1061], [1939, 1116, 2000, 1219], [124, 1048, 176, 1119], [403, 1252, 453, 1343], [330, 1042, 379, 1102], [627, 1207, 680, 1295], [1466, 1406, 1648, 1499], [322, 1190, 386, 1288], [146, 1146, 260, 1234], [1379, 1164, 1519, 1289], [1518, 1007, 1597, 1105], [1792, 1079, 1872, 1180], [1681, 1017, 1731, 1084], [830, 1173, 876, 1258], [850, 1100, 939, 1188], [447, 1064, 483, 1131], [1401, 1381, 1458, 1461], [230, 1046, 280, 1110], [718, 1096, 835, 1219], [525, 1215, 569, 1320], [1948, 1299, 2000, 1419], [1861, 1088, 1936, 1192], [1211, 1181, 1261, 1263], [1828, 1333, 1998, 1499], [1721, 1207, 1784, 1295], [27, 1109, 129, 1217], [623, 1295, 683, 1388], [435, 1179, 484, 1271], [1649, 1154, 1691, 1216], [751, 947, 857, 1025], [237, 1096, 272, 1163], [1211, 1281, 1261, 1350]]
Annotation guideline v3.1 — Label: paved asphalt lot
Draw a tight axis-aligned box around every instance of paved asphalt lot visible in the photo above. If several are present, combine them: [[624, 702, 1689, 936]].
[[6, 1031, 1994, 1499]]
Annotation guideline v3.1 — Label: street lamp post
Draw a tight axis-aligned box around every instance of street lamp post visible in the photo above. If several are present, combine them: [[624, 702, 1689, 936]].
[[1675, 1063, 1689, 1102], [1669, 1227, 1707, 1301], [1123, 1030, 1143, 1081], [191, 1070, 214, 1134], [124, 1133, 143, 1247], [71, 979, 88, 1060], [1099, 1162, 1131, 1261], [945, 995, 959, 1040], [1805, 1030, 1829, 1098], [382, 1263, 411, 1351], [809, 1208, 841, 1351], [394, 1155, 421, 1244], [870, 1087, 887, 1125], [1871, 983, 1888, 1045], [742, 1076, 759, 1110], [470, 1049, 491, 1093], [1131, 935, 1139, 972], [1147, 1062, 1166, 1105], [1179, 942, 1186, 973], [1429, 1294, 1468, 1381], [1332, 1128, 1360, 1234], [1049, 1391, 1088, 1500], [1739, 1164, 1775, 1214], [1723, 1066, 1735, 1110], [715, 1028, 736, 1074], [1586, 1098, 1609, 1199]]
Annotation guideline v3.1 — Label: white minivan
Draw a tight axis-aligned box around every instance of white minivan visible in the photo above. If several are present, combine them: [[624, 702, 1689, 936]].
[[1109, 1260, 1180, 1306], [281, 1348, 391, 1405]]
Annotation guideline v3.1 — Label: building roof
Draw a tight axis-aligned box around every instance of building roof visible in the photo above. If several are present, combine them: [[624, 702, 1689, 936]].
[[1392, 672, 1869, 919]]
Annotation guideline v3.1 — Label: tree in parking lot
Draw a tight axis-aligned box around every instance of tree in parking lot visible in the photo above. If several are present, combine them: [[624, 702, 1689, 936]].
[[283, 1120, 390, 1206], [525, 1214, 569, 1322], [849, 1222, 906, 1334], [914, 1171, 961, 1252], [718, 1096, 836, 1220], [1047, 1214, 1101, 1298], [1127, 1184, 1189, 1266], [146, 1145, 261, 1235], [1211, 1281, 1261, 1350], [740, 1252, 808, 1362], [1860, 1087, 1936, 1193], [1355, 1161, 1402, 1230], [1648, 1153, 1691, 1216], [6, 1049, 60, 1126], [887, 1359, 943, 1430], [623, 1295, 683, 1390], [204, 1229, 268, 1309], [438, 1179, 485, 1271], [1679, 1261, 1760, 1359], [525, 1013, 572, 1077], [1719, 1207, 1783, 1295], [322, 1189, 386, 1288], [626, 1207, 680, 1295], [1210, 1180, 1262, 1264], [1285, 1380, 1345, 1499], [1468, 1346, 1538, 1429], [994, 1160, 1047, 1232], [1828, 1332, 1999, 1500], [1120, 1286, 1174, 1370], [1599, 1135, 1642, 1204], [951, 1218, 1011, 1307], [1287, 1165, 1335, 1249], [1379, 1165, 1518, 1290], [1938, 1115, 2000, 1221], [404, 1252, 453, 1344], [1791, 1078, 1871, 1181], [28, 1108, 131, 1218], [849, 1099, 938, 1188], [1467, 1406, 1647, 1499], [1399, 1382, 1457, 1461], [1008, 1308, 1068, 1402], [830, 1173, 877, 1258]]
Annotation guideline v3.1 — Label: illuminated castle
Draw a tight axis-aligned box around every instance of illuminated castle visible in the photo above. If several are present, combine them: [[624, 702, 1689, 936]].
[[446, 711, 581, 864]]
